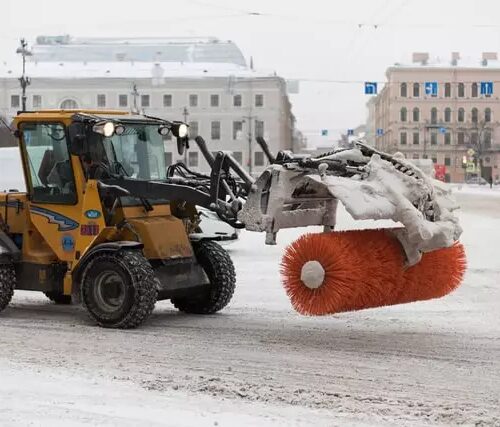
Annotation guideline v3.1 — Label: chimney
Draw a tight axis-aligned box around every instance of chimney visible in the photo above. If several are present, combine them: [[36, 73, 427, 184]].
[[451, 52, 460, 66], [482, 52, 497, 66], [412, 52, 429, 65]]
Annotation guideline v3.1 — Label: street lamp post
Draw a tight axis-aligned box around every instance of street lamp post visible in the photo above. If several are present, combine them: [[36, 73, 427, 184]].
[[16, 38, 32, 112]]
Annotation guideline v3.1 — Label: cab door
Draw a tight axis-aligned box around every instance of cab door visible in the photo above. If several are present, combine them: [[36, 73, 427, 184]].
[[19, 121, 81, 261]]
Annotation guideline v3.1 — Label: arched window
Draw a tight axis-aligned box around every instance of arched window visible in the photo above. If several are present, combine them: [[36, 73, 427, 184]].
[[413, 83, 420, 97], [431, 107, 438, 124], [471, 107, 478, 123], [485, 108, 492, 122], [458, 108, 465, 122], [444, 108, 452, 122], [400, 83, 407, 97], [400, 107, 407, 122], [60, 99, 79, 109], [458, 83, 465, 98], [444, 83, 451, 97], [471, 82, 478, 98], [412, 107, 420, 122]]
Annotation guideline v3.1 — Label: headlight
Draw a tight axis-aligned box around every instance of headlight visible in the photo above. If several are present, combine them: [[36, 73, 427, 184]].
[[178, 124, 188, 138], [93, 121, 116, 137]]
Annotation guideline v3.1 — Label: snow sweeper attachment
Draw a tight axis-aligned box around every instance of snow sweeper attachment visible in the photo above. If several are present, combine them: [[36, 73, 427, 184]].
[[193, 137, 466, 316]]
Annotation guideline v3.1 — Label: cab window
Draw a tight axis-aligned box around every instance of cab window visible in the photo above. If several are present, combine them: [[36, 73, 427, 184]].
[[21, 122, 77, 204]]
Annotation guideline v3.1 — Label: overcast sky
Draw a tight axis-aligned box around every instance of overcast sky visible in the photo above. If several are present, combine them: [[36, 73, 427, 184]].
[[1, 0, 500, 146]]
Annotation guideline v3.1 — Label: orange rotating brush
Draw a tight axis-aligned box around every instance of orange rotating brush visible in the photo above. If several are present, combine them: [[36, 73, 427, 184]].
[[280, 230, 466, 316]]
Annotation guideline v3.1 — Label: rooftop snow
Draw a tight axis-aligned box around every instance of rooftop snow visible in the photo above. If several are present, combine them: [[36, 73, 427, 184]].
[[30, 36, 247, 67], [0, 61, 277, 80], [390, 56, 500, 70]]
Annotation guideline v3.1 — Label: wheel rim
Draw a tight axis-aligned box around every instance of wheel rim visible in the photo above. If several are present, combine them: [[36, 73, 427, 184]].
[[93, 271, 126, 313]]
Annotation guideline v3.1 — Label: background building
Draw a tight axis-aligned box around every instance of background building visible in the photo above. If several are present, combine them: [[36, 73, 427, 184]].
[[368, 52, 500, 183], [0, 36, 300, 175]]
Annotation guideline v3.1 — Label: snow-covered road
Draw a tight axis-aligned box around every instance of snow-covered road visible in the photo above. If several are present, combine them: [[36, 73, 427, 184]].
[[0, 188, 499, 426]]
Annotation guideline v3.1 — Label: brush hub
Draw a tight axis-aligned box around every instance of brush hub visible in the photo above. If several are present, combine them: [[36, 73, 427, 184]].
[[300, 260, 325, 289]]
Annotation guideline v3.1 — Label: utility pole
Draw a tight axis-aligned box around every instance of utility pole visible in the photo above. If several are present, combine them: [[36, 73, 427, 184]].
[[16, 38, 32, 112], [244, 113, 255, 175], [131, 83, 139, 114], [183, 106, 189, 165]]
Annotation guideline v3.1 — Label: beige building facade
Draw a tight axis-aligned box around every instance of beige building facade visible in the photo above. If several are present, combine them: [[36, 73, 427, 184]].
[[370, 52, 500, 183]]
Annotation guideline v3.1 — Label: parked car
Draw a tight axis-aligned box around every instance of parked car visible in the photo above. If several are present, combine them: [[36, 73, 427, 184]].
[[465, 176, 488, 185], [193, 207, 239, 244]]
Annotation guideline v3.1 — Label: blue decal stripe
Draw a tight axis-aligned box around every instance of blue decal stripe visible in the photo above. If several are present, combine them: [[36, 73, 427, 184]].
[[30, 206, 79, 231]]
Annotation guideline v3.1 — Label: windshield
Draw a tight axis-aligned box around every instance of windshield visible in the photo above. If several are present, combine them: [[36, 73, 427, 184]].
[[102, 124, 166, 181]]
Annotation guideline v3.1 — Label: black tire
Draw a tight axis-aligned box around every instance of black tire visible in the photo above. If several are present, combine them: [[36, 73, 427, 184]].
[[0, 264, 15, 313], [81, 250, 158, 329], [44, 292, 72, 305], [172, 240, 236, 314]]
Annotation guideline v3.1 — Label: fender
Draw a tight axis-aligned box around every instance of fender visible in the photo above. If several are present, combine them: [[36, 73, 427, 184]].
[[0, 231, 21, 265], [72, 240, 144, 284]]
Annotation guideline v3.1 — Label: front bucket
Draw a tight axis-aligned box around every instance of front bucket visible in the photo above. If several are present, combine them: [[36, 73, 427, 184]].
[[280, 229, 466, 316]]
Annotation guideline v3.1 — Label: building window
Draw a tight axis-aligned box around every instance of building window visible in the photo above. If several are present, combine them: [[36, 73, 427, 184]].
[[233, 94, 242, 107], [485, 108, 492, 122], [189, 94, 198, 107], [11, 95, 20, 108], [97, 94, 106, 107], [400, 132, 407, 145], [431, 108, 438, 124], [400, 107, 407, 122], [188, 121, 199, 139], [457, 132, 465, 145], [211, 121, 221, 140], [210, 94, 220, 107], [471, 132, 479, 145], [188, 151, 199, 168], [413, 83, 420, 97], [32, 95, 42, 108], [444, 157, 451, 166], [255, 120, 264, 138], [431, 132, 438, 145], [254, 151, 264, 166], [141, 94, 150, 107], [432, 157, 437, 164], [60, 99, 78, 109], [471, 82, 478, 98], [458, 108, 465, 122], [484, 129, 492, 147], [119, 94, 128, 107], [255, 94, 264, 107], [471, 108, 478, 123], [458, 83, 465, 98], [163, 94, 172, 107], [444, 83, 451, 97], [232, 121, 243, 140], [164, 152, 173, 166], [412, 107, 420, 122], [400, 83, 407, 97], [232, 151, 243, 164], [413, 132, 420, 145], [444, 132, 451, 145], [444, 107, 451, 122]]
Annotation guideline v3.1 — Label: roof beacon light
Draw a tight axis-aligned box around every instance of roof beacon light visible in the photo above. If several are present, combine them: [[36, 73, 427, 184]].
[[93, 121, 116, 137]]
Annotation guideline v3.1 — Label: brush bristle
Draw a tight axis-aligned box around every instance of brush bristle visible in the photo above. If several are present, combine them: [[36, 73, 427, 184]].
[[280, 230, 467, 316]]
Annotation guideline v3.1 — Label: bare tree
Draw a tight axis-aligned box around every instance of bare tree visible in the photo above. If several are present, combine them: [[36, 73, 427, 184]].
[[459, 119, 497, 178]]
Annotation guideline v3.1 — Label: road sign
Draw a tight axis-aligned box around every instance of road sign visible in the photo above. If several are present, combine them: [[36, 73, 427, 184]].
[[439, 127, 447, 134], [364, 82, 378, 95], [425, 81, 438, 96], [321, 129, 328, 136], [480, 81, 493, 95], [347, 129, 354, 136], [376, 128, 384, 136]]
